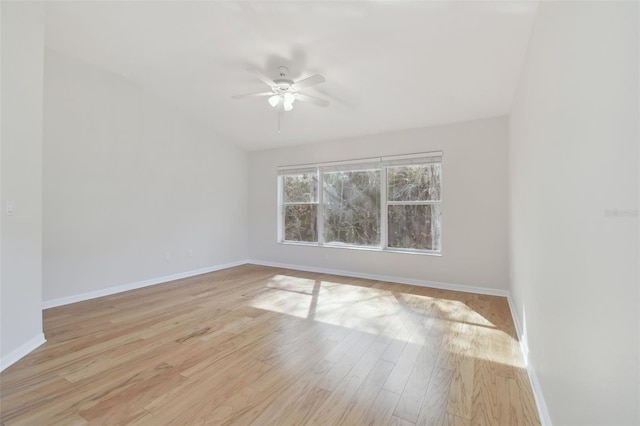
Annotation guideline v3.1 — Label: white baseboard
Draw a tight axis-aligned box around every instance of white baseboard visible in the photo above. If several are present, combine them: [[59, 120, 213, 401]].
[[248, 259, 510, 297], [0, 333, 46, 372], [42, 260, 249, 309], [507, 295, 552, 426], [506, 295, 528, 359]]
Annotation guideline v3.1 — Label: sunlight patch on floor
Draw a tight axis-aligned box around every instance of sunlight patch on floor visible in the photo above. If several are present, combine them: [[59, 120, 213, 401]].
[[252, 275, 406, 338], [250, 275, 521, 368]]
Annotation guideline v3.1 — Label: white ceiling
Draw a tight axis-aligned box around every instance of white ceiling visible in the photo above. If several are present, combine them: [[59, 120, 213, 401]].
[[44, 1, 538, 151]]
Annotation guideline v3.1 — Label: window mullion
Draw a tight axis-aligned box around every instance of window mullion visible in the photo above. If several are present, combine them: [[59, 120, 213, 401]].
[[386, 200, 441, 206], [380, 166, 388, 250], [316, 169, 324, 245]]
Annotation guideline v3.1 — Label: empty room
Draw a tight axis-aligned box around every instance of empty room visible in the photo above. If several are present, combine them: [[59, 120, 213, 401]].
[[1, 1, 638, 425]]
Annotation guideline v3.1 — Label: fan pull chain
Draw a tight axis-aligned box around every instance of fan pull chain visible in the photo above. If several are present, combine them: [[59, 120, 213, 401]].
[[278, 112, 281, 134]]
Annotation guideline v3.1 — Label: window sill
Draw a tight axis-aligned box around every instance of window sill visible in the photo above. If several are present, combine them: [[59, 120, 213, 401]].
[[278, 241, 443, 257]]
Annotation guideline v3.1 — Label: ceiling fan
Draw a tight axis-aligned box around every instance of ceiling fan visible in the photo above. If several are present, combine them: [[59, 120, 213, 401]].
[[232, 66, 329, 112]]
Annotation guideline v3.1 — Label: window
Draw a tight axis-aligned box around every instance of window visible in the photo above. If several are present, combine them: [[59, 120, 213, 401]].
[[387, 163, 441, 252], [323, 168, 380, 246], [281, 170, 318, 243], [278, 152, 442, 254]]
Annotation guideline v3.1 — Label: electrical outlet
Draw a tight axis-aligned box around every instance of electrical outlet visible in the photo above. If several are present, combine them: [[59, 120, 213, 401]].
[[164, 251, 171, 261], [187, 249, 194, 258]]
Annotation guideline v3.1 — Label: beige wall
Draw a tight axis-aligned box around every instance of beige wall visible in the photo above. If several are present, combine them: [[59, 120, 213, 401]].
[[42, 49, 249, 303], [509, 2, 639, 424], [248, 116, 509, 292], [0, 2, 46, 368]]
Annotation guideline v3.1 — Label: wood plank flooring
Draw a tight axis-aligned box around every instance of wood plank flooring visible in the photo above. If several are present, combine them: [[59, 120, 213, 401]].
[[0, 264, 540, 425]]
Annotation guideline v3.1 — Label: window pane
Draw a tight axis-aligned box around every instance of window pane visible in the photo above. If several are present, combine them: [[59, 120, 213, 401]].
[[284, 205, 317, 242], [284, 173, 318, 203], [323, 170, 380, 246], [388, 204, 441, 251], [387, 164, 441, 201]]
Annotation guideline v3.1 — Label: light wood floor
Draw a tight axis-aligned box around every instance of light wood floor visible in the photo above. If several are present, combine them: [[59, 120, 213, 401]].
[[0, 264, 539, 425]]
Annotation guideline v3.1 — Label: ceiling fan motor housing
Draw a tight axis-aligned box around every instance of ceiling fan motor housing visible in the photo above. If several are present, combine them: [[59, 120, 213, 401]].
[[272, 80, 294, 93]]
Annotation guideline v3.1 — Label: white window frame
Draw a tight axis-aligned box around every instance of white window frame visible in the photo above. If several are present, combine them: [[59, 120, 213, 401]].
[[321, 162, 382, 249], [384, 158, 442, 253], [277, 167, 319, 245], [277, 152, 443, 255]]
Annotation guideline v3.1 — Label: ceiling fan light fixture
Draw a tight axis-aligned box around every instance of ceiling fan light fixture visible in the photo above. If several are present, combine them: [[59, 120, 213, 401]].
[[268, 95, 280, 108], [283, 93, 295, 111], [283, 93, 295, 104]]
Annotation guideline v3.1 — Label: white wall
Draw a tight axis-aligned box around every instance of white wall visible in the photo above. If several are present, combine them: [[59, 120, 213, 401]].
[[42, 49, 248, 303], [509, 2, 639, 424], [249, 117, 509, 292], [0, 2, 47, 368]]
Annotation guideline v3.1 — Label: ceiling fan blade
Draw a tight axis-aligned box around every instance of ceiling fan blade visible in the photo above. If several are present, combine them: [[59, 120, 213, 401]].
[[232, 91, 274, 99], [246, 67, 275, 88], [291, 74, 325, 91], [295, 93, 330, 107]]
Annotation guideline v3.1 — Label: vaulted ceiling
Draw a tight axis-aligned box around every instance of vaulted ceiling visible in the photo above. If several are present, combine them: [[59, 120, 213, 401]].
[[44, 1, 538, 151]]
